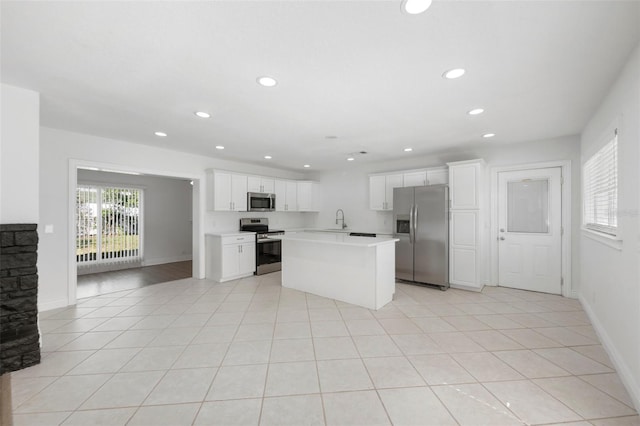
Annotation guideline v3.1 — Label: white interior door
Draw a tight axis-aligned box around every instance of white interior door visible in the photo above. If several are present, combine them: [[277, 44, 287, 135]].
[[498, 167, 562, 294]]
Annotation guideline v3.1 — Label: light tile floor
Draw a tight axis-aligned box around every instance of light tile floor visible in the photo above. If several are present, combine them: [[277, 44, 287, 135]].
[[12, 273, 639, 425]]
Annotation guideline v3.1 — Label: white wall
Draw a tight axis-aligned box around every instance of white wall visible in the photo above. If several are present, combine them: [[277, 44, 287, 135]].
[[77, 170, 194, 270], [39, 126, 308, 310], [579, 43, 640, 411], [312, 135, 581, 290], [0, 84, 39, 223]]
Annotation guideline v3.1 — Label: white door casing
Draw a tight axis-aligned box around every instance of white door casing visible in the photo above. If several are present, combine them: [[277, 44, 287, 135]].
[[498, 167, 562, 294]]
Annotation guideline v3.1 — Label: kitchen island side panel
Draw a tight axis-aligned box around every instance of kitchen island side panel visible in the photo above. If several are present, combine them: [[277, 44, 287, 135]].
[[281, 239, 395, 310]]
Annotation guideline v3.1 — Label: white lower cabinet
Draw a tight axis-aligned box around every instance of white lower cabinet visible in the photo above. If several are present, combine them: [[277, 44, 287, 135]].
[[206, 234, 256, 282], [449, 210, 480, 288], [447, 159, 485, 291]]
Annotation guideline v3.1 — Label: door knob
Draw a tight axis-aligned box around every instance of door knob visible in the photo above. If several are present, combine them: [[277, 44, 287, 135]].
[[499, 236, 505, 240], [500, 228, 505, 232]]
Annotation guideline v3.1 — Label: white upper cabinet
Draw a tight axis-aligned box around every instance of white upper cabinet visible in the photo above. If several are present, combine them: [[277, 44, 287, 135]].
[[448, 160, 483, 209], [247, 176, 275, 193], [297, 181, 319, 212], [385, 174, 403, 210], [373, 167, 449, 209], [275, 179, 298, 212], [208, 171, 248, 211], [231, 174, 248, 211], [369, 175, 387, 210], [426, 168, 448, 185], [403, 171, 427, 187], [261, 178, 275, 193], [369, 174, 403, 211], [211, 171, 232, 211]]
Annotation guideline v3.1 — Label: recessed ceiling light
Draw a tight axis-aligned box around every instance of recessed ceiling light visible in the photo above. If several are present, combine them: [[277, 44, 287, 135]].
[[347, 157, 355, 162], [264, 155, 272, 159], [215, 145, 225, 150], [195, 111, 211, 118], [404, 148, 413, 152], [483, 133, 496, 138], [154, 131, 167, 137], [468, 108, 484, 115], [303, 164, 311, 168], [402, 0, 433, 15], [442, 68, 465, 79], [257, 76, 277, 87]]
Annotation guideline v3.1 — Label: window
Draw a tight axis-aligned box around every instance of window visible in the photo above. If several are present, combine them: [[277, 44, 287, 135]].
[[583, 131, 618, 236], [76, 185, 143, 265]]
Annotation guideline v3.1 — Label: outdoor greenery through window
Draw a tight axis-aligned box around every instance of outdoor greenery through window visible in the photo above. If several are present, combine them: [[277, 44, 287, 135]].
[[76, 185, 143, 264], [583, 131, 618, 236]]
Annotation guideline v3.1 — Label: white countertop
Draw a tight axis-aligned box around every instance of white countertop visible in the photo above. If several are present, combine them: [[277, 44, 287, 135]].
[[206, 231, 256, 237], [271, 231, 398, 247], [285, 228, 394, 236]]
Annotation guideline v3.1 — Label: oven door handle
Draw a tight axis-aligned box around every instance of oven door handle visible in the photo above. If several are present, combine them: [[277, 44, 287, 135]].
[[257, 238, 280, 244]]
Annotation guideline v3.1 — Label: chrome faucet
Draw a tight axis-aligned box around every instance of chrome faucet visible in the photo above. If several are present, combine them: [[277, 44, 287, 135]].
[[335, 209, 347, 229]]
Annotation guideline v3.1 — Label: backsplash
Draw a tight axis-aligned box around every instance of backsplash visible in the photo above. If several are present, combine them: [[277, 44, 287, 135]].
[[205, 211, 316, 233]]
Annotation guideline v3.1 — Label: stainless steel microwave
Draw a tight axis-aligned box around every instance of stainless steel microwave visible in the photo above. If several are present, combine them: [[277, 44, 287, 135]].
[[247, 192, 276, 212]]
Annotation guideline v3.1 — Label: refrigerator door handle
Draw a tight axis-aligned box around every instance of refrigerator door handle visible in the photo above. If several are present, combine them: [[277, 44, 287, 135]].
[[413, 205, 418, 241], [409, 205, 414, 244]]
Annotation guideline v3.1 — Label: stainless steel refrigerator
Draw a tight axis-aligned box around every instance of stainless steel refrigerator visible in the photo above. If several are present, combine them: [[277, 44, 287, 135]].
[[393, 185, 449, 290]]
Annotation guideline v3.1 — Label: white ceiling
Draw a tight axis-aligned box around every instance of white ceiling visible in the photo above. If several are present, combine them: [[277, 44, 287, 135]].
[[2, 1, 639, 171]]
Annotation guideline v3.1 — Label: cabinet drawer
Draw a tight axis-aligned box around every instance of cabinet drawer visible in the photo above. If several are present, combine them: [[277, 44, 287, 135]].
[[221, 235, 255, 245]]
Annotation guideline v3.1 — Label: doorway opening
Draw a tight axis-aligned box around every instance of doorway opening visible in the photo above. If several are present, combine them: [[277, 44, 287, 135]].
[[74, 168, 194, 299]]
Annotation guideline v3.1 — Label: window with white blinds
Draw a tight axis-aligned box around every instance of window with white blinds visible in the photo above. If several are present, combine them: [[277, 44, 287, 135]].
[[583, 132, 618, 236], [76, 185, 143, 265]]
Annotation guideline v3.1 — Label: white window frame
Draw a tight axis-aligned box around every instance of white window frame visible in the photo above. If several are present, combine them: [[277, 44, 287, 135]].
[[582, 129, 619, 238]]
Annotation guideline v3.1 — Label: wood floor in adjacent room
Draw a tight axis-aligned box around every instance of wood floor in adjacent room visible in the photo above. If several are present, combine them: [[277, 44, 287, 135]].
[[77, 261, 193, 299]]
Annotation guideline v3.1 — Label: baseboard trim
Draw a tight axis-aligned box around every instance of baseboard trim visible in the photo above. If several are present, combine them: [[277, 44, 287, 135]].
[[579, 294, 640, 412], [141, 255, 192, 267], [450, 283, 484, 292], [38, 298, 68, 312]]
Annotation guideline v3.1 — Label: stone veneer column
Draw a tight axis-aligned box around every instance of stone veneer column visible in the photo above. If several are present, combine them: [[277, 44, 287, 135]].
[[0, 224, 41, 426]]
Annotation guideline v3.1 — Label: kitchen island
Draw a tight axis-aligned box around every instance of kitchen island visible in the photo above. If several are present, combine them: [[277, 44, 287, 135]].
[[273, 232, 399, 310]]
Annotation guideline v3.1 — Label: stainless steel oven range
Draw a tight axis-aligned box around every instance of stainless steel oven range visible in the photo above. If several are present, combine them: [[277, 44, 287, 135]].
[[239, 218, 284, 275]]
